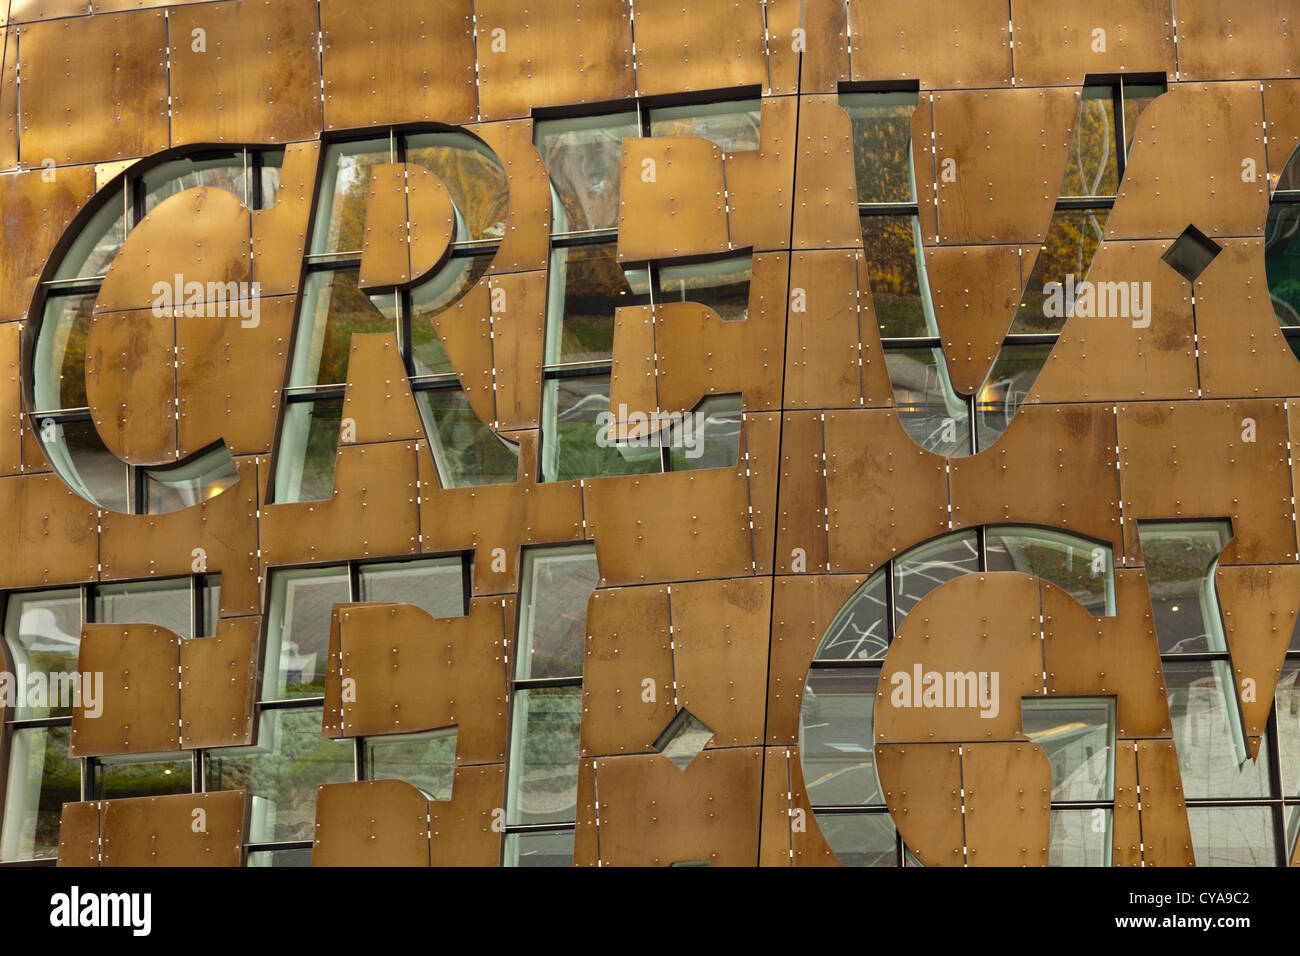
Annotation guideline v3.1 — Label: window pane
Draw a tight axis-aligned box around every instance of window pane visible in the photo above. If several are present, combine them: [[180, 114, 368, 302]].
[[141, 154, 245, 216], [503, 828, 575, 867], [541, 375, 662, 482], [799, 668, 882, 806], [1022, 698, 1115, 802], [247, 847, 312, 867], [1060, 87, 1119, 199], [290, 269, 398, 388], [1265, 202, 1300, 328], [517, 546, 598, 680], [1276, 659, 1300, 797], [364, 727, 457, 800], [816, 572, 889, 661], [535, 113, 638, 234], [506, 686, 581, 826], [1010, 208, 1106, 334], [53, 187, 127, 281], [665, 395, 742, 472], [94, 752, 192, 800], [649, 100, 761, 153], [1121, 84, 1164, 154], [415, 387, 519, 488], [94, 577, 192, 638], [201, 574, 221, 637], [974, 344, 1051, 450], [38, 420, 131, 513], [257, 149, 284, 209], [206, 707, 354, 843], [545, 243, 650, 365], [263, 567, 350, 700], [818, 812, 897, 867], [1137, 522, 1231, 654], [358, 557, 465, 620], [1187, 806, 1278, 866], [0, 725, 78, 862], [3, 589, 82, 719], [144, 445, 240, 514], [1048, 809, 1111, 866], [273, 397, 343, 504], [862, 216, 932, 337], [34, 293, 96, 412], [892, 531, 979, 628], [410, 253, 493, 376], [405, 132, 509, 242], [886, 348, 971, 457], [985, 528, 1113, 616], [1165, 659, 1271, 799], [841, 91, 918, 204], [312, 140, 392, 255], [656, 255, 751, 322]]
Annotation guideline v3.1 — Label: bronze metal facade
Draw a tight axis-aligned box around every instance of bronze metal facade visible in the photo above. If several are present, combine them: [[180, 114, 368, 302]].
[[0, 0, 1296, 867]]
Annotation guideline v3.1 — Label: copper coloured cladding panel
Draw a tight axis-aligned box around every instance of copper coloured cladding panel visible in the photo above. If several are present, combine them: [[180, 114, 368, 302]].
[[824, 409, 948, 574], [0, 166, 97, 323], [489, 270, 546, 431], [84, 306, 177, 465], [744, 412, 781, 576], [725, 95, 797, 252], [1117, 400, 1295, 565], [180, 617, 258, 750], [71, 624, 180, 758], [1041, 572, 1172, 740], [260, 441, 421, 568], [783, 250, 865, 409], [766, 574, 867, 746], [616, 137, 729, 264], [875, 743, 964, 867], [670, 577, 771, 748], [1215, 564, 1300, 749], [312, 780, 431, 867], [848, 0, 1012, 89], [629, 0, 766, 98], [99, 457, 260, 618], [1176, 0, 1300, 82], [1105, 82, 1268, 241], [960, 742, 1051, 868], [471, 120, 552, 276], [1112, 741, 1142, 866], [1194, 238, 1300, 399], [251, 141, 320, 297], [17, 12, 169, 167], [56, 801, 101, 867], [169, 0, 323, 147], [1263, 81, 1300, 192], [473, 0, 634, 122], [579, 585, 676, 759], [932, 88, 1077, 246], [793, 96, 861, 251], [0, 27, 16, 171], [873, 573, 1046, 745], [775, 411, 828, 575], [764, 0, 848, 95], [924, 245, 1023, 396], [591, 748, 763, 866], [583, 468, 755, 588], [99, 791, 245, 867], [339, 334, 426, 445], [1135, 739, 1196, 867], [177, 295, 295, 458], [0, 322, 22, 476], [428, 764, 503, 866], [319, 0, 476, 131], [1009, 0, 1176, 87], [332, 600, 507, 765], [0, 473, 98, 588], [358, 164, 416, 289], [949, 403, 1123, 555], [1025, 240, 1199, 404]]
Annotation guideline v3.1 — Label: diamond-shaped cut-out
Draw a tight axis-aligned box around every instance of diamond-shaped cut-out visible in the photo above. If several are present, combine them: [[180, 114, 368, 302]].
[[653, 708, 714, 771], [1161, 224, 1222, 281]]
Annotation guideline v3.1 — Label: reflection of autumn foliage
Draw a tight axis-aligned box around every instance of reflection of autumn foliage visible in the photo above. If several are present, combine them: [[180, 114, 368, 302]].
[[407, 140, 508, 241], [1013, 209, 1106, 334], [313, 269, 395, 385], [536, 120, 636, 233], [846, 99, 915, 204]]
